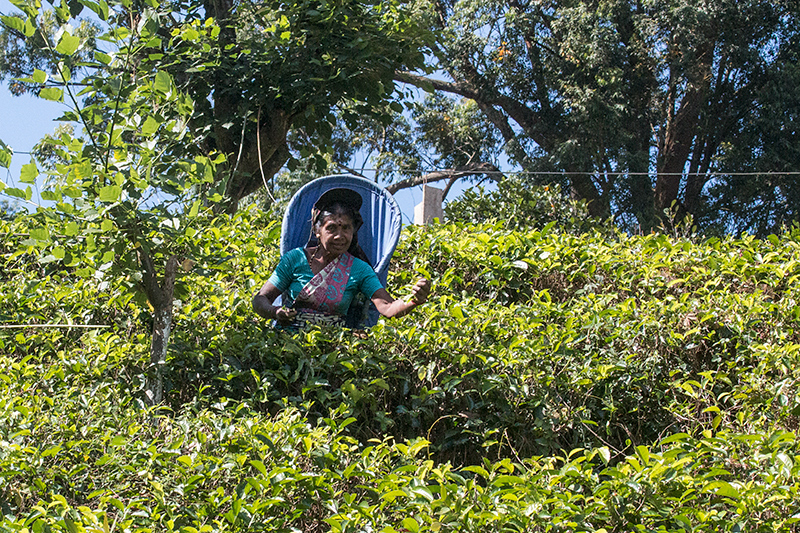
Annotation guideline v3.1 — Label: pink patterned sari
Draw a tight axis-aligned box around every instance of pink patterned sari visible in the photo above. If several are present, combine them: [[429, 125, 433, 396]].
[[290, 252, 354, 328]]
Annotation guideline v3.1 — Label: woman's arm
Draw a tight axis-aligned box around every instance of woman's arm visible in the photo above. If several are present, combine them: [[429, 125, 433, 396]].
[[371, 278, 431, 319], [253, 281, 297, 325]]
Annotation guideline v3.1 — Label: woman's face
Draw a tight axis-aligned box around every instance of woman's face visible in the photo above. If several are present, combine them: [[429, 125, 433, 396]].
[[315, 213, 355, 256]]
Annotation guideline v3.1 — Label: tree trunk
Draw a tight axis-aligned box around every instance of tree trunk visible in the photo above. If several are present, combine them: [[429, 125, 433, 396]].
[[619, 9, 658, 232], [200, 0, 294, 213], [655, 40, 714, 217], [569, 171, 608, 219], [139, 252, 179, 406], [655, 87, 703, 211], [628, 124, 657, 230], [222, 115, 291, 213], [146, 303, 173, 406]]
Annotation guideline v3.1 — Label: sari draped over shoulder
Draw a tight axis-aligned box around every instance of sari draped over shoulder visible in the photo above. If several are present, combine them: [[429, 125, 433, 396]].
[[287, 252, 355, 329]]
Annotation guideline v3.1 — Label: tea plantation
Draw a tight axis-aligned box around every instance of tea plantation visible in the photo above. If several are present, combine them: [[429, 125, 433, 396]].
[[2, 209, 800, 532]]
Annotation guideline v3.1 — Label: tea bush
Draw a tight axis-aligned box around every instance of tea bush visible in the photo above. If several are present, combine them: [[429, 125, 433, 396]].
[[2, 210, 800, 531], [443, 181, 605, 234]]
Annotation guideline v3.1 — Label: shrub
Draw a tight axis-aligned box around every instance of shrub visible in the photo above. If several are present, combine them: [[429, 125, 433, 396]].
[[3, 209, 800, 531], [443, 180, 607, 233]]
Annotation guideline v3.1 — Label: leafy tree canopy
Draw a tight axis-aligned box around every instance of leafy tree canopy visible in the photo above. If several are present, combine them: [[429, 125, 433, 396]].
[[380, 0, 800, 234], [444, 179, 608, 234], [1, 0, 429, 211]]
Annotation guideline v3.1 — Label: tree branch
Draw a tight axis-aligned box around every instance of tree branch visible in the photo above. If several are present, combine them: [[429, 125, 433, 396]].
[[334, 162, 369, 180], [395, 71, 550, 149], [385, 162, 501, 194], [395, 71, 483, 101]]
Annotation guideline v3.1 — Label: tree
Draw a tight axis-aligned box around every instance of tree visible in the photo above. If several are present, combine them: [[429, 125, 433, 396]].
[[393, 0, 800, 232], [701, 39, 800, 236], [1, 0, 428, 212], [0, 198, 22, 221], [1, 141, 22, 220], [1, 0, 229, 405], [0, 2, 98, 95]]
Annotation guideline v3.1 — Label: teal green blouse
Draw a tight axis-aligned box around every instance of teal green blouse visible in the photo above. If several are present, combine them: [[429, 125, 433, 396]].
[[268, 248, 384, 316]]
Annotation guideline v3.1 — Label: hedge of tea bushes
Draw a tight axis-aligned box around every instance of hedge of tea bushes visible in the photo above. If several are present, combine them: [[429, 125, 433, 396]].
[[2, 212, 800, 531], [2, 351, 799, 532], [3, 214, 800, 459]]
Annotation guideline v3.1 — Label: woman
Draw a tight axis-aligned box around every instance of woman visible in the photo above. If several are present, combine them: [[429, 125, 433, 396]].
[[253, 188, 431, 329]]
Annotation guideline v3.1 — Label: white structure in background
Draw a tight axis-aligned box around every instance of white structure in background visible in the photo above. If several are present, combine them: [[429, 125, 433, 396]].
[[414, 185, 444, 225]]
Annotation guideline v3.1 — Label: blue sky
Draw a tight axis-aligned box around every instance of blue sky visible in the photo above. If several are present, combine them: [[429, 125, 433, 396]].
[[1, 0, 64, 209], [1, 83, 64, 197]]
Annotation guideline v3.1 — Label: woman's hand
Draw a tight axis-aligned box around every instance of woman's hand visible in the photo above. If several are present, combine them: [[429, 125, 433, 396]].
[[371, 279, 432, 319], [410, 278, 431, 305], [275, 306, 297, 325], [253, 281, 298, 325]]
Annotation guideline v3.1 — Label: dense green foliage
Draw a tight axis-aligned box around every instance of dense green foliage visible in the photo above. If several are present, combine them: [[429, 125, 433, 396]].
[[3, 209, 800, 531], [443, 181, 602, 234], [0, 0, 238, 404], [3, 0, 800, 528], [0, 0, 427, 210], [386, 0, 800, 234]]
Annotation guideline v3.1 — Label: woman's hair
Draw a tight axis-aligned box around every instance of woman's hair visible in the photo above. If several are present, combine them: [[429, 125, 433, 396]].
[[311, 202, 371, 265]]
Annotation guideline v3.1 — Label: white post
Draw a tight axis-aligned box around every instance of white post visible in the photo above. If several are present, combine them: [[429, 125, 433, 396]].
[[414, 185, 444, 225]]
